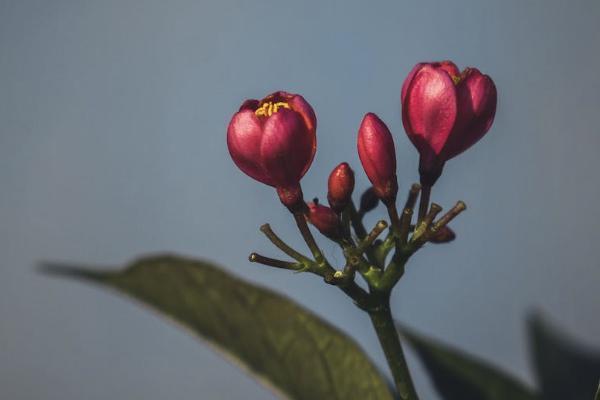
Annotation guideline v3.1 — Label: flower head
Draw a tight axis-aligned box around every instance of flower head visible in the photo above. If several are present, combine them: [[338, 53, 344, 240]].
[[401, 61, 497, 185], [227, 91, 316, 210]]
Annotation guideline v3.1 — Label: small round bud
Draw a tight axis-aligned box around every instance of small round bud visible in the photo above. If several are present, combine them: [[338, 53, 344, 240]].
[[359, 187, 380, 214], [429, 226, 456, 243], [327, 162, 355, 213], [306, 202, 342, 240]]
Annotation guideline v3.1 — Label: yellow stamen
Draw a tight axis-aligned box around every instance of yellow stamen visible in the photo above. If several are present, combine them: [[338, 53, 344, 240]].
[[451, 68, 472, 85], [255, 101, 291, 117]]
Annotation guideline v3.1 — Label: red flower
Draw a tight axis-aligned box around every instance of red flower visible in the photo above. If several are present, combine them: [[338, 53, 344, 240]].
[[227, 91, 316, 210], [402, 61, 497, 185], [306, 202, 342, 240], [357, 113, 398, 205], [327, 162, 355, 213]]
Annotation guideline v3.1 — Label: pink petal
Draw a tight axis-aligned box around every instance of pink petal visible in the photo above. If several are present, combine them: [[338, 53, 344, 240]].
[[239, 99, 259, 112], [288, 94, 317, 135], [402, 64, 458, 158], [402, 62, 460, 104], [226, 110, 273, 186], [433, 60, 460, 78], [260, 109, 315, 187], [442, 68, 497, 160], [401, 63, 426, 104]]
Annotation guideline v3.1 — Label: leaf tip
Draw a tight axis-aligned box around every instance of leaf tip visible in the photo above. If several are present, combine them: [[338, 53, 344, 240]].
[[37, 261, 108, 282]]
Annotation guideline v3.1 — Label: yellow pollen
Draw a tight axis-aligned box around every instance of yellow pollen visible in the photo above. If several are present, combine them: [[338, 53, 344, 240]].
[[255, 101, 291, 117], [452, 69, 471, 85]]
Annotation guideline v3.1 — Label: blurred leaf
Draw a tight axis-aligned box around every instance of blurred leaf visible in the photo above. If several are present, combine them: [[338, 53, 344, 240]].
[[528, 313, 600, 400], [595, 381, 599, 400], [42, 254, 394, 400], [397, 324, 538, 400]]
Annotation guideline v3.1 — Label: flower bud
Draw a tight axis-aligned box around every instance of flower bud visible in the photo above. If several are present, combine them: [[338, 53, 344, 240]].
[[429, 226, 456, 243], [402, 61, 497, 186], [306, 202, 342, 240], [357, 113, 398, 205], [227, 91, 317, 210], [359, 187, 380, 214], [327, 162, 355, 213]]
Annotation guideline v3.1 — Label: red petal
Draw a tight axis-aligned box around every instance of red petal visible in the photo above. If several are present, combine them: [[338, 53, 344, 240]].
[[288, 94, 317, 136], [402, 64, 458, 159], [239, 99, 259, 112], [401, 63, 426, 104], [260, 109, 315, 187], [442, 69, 497, 160], [433, 60, 460, 79], [227, 110, 273, 185]]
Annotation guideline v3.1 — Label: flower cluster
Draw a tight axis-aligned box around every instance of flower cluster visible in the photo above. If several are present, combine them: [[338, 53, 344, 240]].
[[227, 61, 496, 307]]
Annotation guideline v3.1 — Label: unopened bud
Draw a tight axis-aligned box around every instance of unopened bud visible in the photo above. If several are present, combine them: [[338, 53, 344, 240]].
[[429, 226, 456, 243], [357, 113, 398, 205], [327, 162, 355, 213], [306, 202, 342, 240], [359, 187, 380, 214]]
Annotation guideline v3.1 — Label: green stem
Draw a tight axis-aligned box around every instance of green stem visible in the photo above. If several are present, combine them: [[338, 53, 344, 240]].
[[349, 201, 380, 267], [248, 253, 301, 270], [259, 224, 312, 265], [369, 297, 419, 400], [293, 213, 327, 266]]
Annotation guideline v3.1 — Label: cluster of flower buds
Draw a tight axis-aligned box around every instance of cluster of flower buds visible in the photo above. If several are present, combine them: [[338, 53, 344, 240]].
[[228, 61, 496, 305]]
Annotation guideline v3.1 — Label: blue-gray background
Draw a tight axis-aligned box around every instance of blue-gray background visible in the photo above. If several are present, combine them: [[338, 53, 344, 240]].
[[1, 1, 599, 399]]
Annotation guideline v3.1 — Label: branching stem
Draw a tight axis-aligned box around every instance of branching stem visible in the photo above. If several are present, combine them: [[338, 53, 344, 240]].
[[254, 184, 468, 400], [369, 295, 419, 400], [248, 253, 301, 270]]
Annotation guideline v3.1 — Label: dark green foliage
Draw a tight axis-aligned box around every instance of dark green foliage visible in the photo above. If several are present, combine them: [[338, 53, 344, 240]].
[[397, 324, 538, 400], [43, 254, 394, 400], [42, 254, 600, 400], [528, 314, 600, 400]]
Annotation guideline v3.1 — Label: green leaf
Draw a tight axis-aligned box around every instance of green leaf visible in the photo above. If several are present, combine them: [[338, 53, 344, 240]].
[[528, 313, 600, 400], [595, 381, 599, 400], [42, 254, 395, 400], [397, 324, 538, 400]]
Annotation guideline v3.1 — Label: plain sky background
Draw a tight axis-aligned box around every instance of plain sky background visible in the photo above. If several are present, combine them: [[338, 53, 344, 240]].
[[1, 1, 600, 399]]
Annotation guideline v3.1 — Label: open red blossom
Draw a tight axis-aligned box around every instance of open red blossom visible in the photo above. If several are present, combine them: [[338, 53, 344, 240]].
[[227, 91, 317, 210], [357, 113, 398, 205], [327, 162, 355, 213], [401, 61, 497, 185]]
